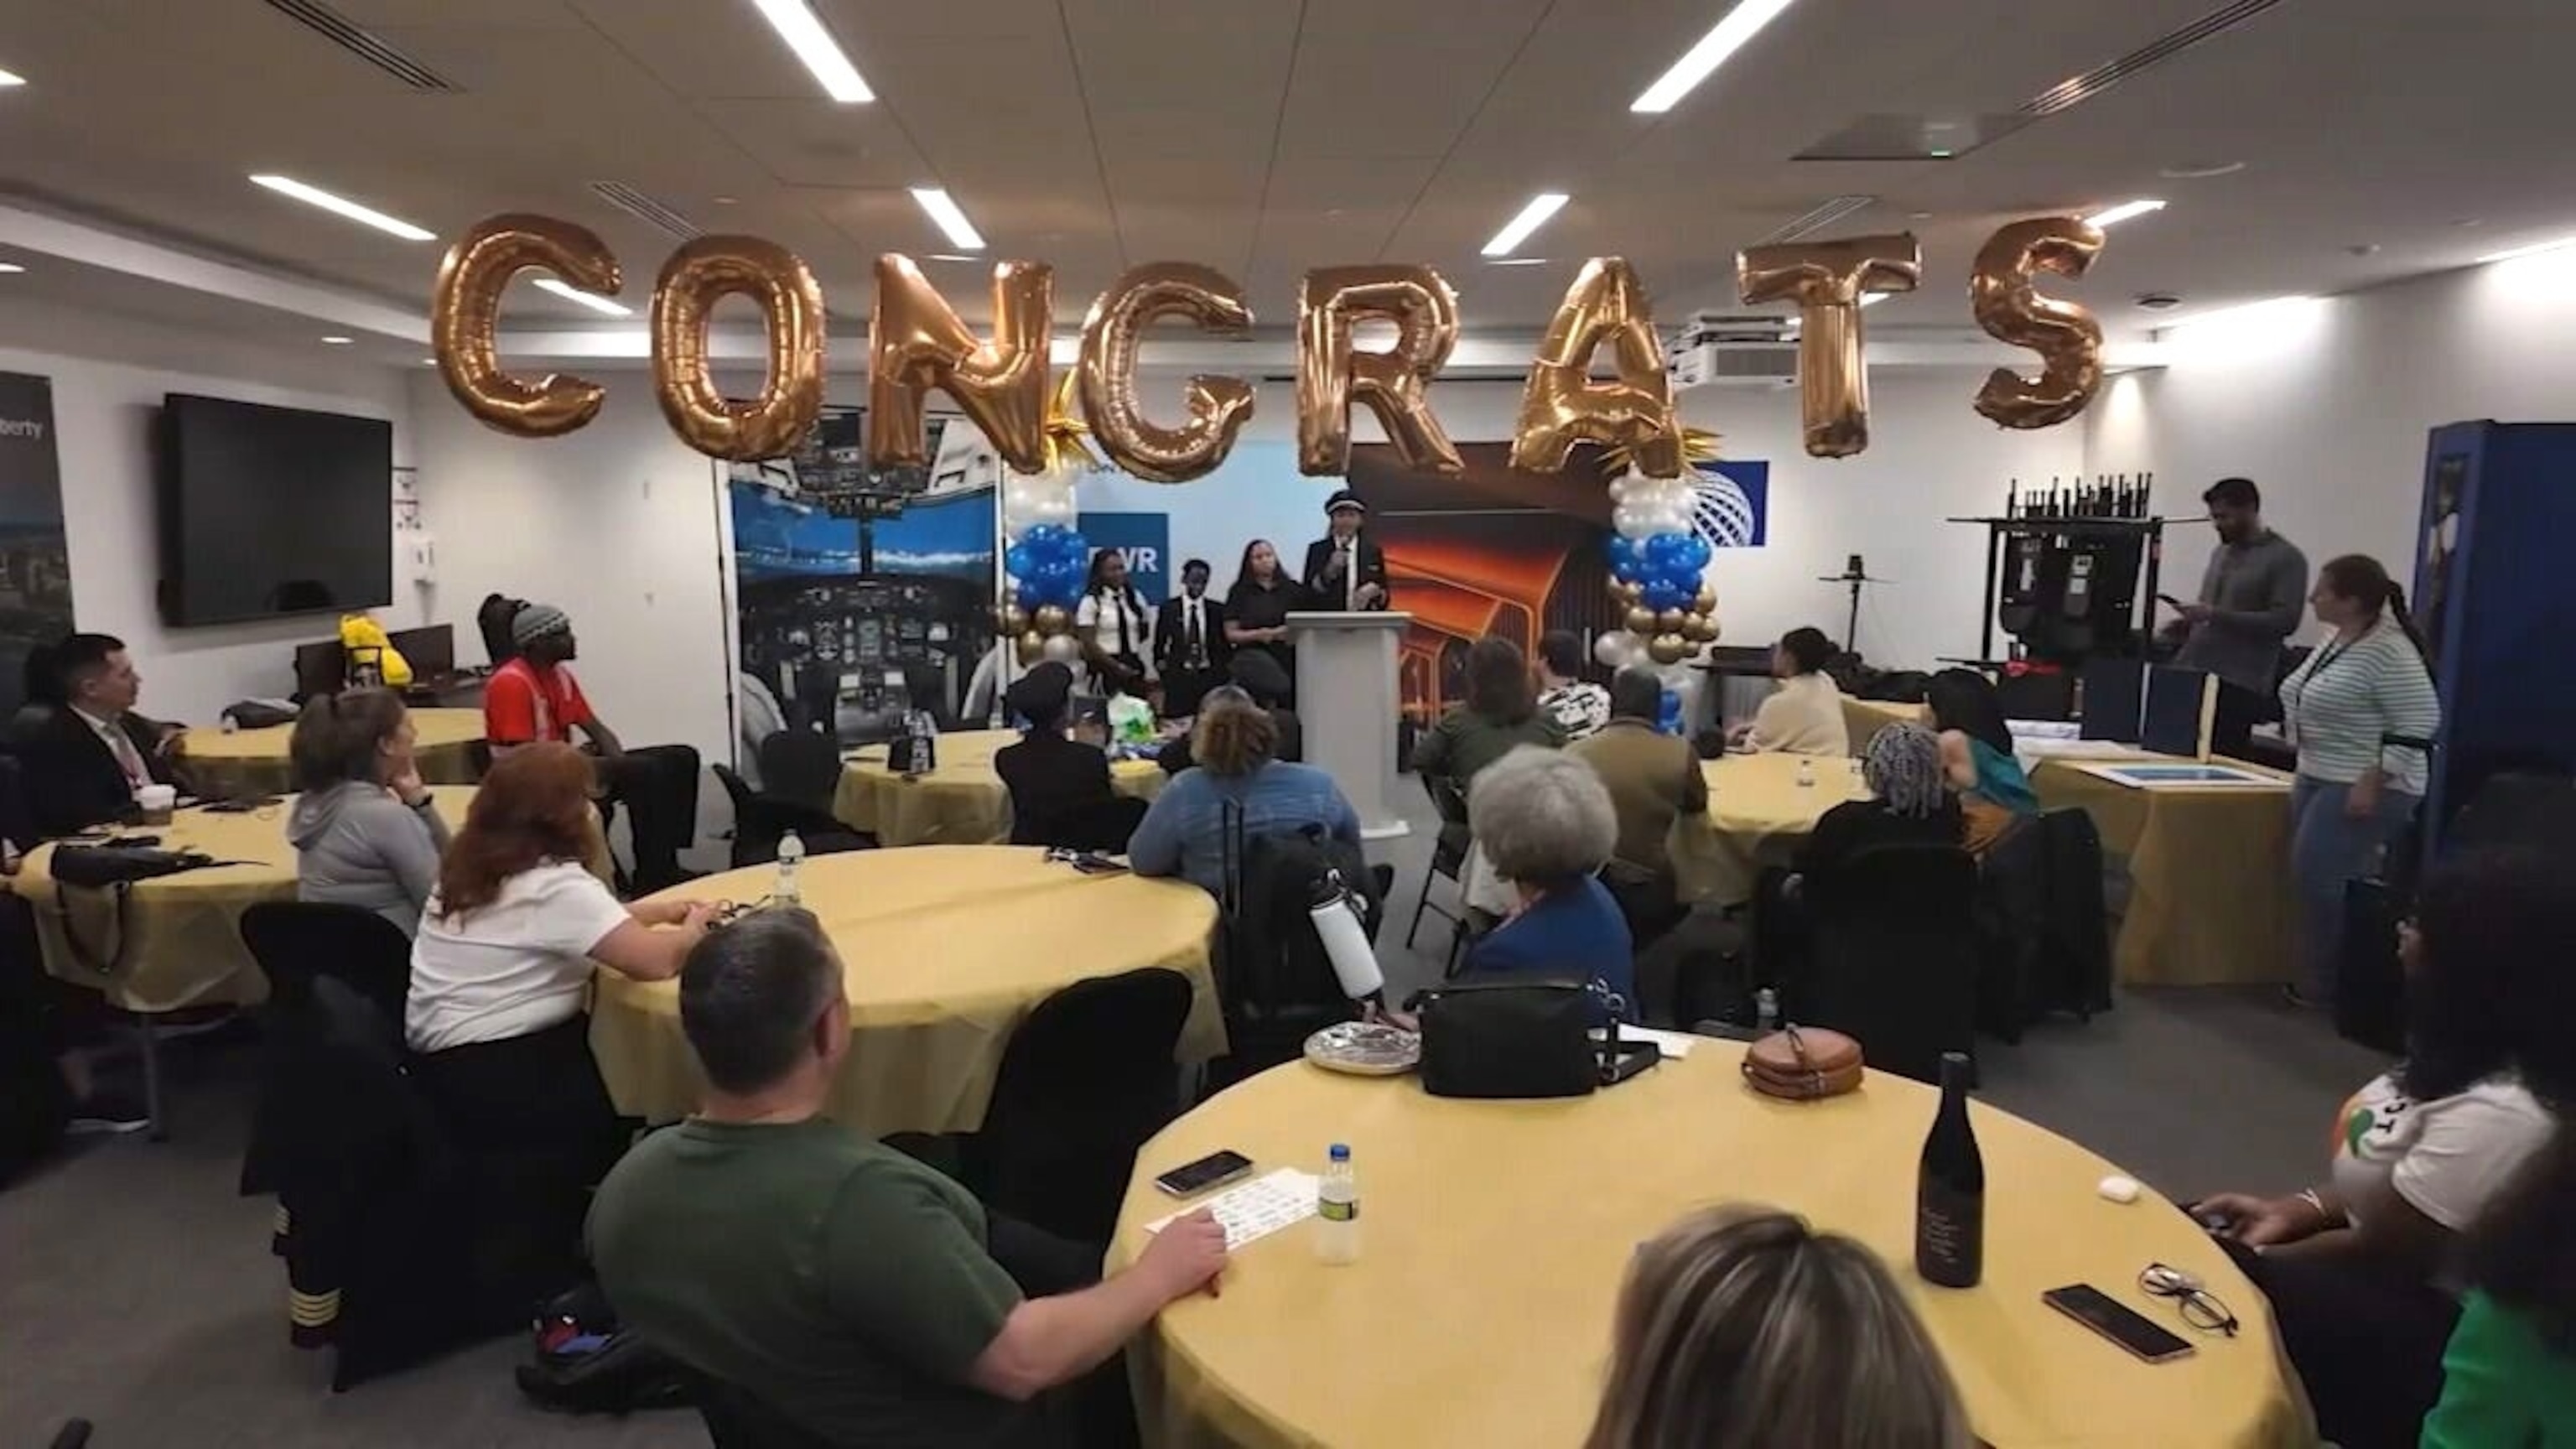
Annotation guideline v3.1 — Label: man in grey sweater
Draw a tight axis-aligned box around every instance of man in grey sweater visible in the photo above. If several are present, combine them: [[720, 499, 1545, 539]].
[[2172, 476, 2309, 753]]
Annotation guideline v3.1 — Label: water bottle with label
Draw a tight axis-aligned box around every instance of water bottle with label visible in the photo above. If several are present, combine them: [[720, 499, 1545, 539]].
[[1316, 1144, 1359, 1265], [775, 828, 805, 906]]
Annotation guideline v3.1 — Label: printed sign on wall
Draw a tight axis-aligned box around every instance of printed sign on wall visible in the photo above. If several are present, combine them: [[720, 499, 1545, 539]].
[[1690, 460, 1769, 548], [1075, 511, 1172, 607], [0, 371, 71, 718]]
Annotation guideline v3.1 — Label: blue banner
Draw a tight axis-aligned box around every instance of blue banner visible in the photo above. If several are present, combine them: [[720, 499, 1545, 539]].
[[1690, 460, 1769, 548], [1076, 511, 1172, 605]]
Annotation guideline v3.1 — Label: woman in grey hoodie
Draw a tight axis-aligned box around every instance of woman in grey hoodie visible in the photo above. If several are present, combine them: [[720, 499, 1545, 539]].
[[285, 688, 451, 935]]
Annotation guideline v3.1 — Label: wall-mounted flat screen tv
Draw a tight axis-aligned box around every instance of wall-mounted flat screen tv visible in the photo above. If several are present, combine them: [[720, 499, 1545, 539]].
[[157, 393, 392, 626]]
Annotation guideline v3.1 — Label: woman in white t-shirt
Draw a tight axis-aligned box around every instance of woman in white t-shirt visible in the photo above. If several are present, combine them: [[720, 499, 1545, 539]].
[[1075, 547, 1155, 699], [2194, 849, 2571, 1449], [407, 741, 717, 1305]]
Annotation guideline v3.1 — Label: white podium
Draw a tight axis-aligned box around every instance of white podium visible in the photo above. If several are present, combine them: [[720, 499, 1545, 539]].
[[1287, 610, 1411, 840]]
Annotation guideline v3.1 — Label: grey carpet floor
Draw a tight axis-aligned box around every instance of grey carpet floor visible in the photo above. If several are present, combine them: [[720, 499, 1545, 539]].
[[0, 791, 2388, 1447]]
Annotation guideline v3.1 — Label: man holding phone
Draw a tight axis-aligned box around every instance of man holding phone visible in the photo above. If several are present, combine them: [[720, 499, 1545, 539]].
[[2167, 477, 2309, 755], [589, 909, 1227, 1447]]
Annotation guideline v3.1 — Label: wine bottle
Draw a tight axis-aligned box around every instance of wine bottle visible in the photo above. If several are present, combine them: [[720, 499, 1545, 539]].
[[1915, 1051, 1985, 1288], [2005, 478, 2018, 519]]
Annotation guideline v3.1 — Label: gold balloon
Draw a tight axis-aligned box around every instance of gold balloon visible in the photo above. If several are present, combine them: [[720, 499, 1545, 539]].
[[1294, 264, 1463, 476], [1031, 605, 1070, 635], [997, 604, 1027, 633], [1512, 257, 1681, 478], [1647, 632, 1690, 666], [1693, 584, 1718, 615], [431, 214, 621, 439], [1078, 262, 1256, 483], [1016, 631, 1047, 667], [1970, 216, 2107, 430], [1738, 234, 1922, 459], [650, 236, 825, 461], [1612, 579, 1645, 606], [1683, 612, 1720, 643], [1623, 605, 1659, 635], [870, 255, 1054, 473]]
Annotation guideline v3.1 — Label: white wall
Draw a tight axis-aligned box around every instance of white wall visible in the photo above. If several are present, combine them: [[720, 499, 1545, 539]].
[[2085, 257, 2576, 646], [0, 294, 417, 722]]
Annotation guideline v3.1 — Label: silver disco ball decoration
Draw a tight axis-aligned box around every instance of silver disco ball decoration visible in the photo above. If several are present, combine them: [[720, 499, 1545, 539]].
[[1686, 465, 1758, 548]]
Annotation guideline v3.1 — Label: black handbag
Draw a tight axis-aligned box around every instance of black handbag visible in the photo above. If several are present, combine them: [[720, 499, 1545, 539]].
[[1411, 977, 1658, 1099], [48, 845, 221, 889]]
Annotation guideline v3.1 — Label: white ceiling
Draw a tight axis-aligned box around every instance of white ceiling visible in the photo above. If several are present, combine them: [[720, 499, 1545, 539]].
[[0, 0, 2569, 362]]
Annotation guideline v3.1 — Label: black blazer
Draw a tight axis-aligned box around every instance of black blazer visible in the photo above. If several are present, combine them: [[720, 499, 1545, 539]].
[[1154, 594, 1231, 675], [1300, 534, 1389, 611], [21, 706, 187, 837], [994, 730, 1116, 846]]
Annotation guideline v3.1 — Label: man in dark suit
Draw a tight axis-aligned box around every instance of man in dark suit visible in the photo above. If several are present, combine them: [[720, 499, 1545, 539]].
[[1300, 490, 1389, 612], [1154, 558, 1230, 719], [24, 633, 192, 837]]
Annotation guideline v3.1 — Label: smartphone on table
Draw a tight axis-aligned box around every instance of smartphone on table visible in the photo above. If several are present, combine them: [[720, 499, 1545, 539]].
[[2042, 1283, 2194, 1363], [1154, 1150, 1254, 1198]]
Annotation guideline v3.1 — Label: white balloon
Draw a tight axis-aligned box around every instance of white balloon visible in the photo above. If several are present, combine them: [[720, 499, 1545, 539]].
[[1040, 633, 1082, 663], [1594, 630, 1642, 669], [1607, 476, 1633, 502], [1613, 505, 1657, 541]]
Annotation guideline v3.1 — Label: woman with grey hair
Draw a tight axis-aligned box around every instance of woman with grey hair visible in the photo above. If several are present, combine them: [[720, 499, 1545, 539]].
[[1586, 1205, 1975, 1449], [1458, 745, 1635, 1019], [1793, 721, 1965, 877]]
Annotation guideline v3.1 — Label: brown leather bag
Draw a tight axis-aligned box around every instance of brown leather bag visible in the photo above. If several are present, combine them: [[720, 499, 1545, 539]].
[[1741, 1026, 1865, 1100]]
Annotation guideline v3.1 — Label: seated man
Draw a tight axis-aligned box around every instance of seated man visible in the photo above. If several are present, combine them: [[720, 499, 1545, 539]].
[[1156, 650, 1301, 775], [1730, 626, 1850, 757], [24, 632, 194, 836], [994, 663, 1127, 849], [588, 910, 1228, 1448], [484, 603, 700, 891], [1570, 668, 1709, 938]]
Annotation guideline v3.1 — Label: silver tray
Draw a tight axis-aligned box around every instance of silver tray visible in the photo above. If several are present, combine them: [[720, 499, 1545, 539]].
[[1303, 1021, 1420, 1076]]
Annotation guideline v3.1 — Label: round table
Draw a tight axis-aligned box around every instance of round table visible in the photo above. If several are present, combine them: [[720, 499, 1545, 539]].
[[1113, 1052, 2312, 1449], [179, 707, 486, 799], [588, 846, 1227, 1137], [832, 728, 1171, 847], [1670, 750, 1872, 906], [16, 787, 477, 1012]]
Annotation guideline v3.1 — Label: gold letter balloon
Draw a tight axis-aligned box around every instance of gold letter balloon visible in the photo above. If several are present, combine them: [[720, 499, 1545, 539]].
[[1294, 265, 1463, 476], [1512, 257, 1682, 478], [868, 255, 1054, 474], [1969, 216, 2107, 430], [649, 236, 826, 462], [1076, 262, 1257, 483], [1737, 233, 1922, 458], [431, 214, 621, 439]]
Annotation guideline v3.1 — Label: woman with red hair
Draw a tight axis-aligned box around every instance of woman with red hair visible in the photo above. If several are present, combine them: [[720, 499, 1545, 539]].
[[406, 742, 718, 1303]]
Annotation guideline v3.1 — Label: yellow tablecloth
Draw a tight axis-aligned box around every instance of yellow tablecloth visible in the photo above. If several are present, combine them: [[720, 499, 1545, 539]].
[[2033, 755, 2297, 986], [179, 707, 486, 799], [1114, 1053, 2314, 1449], [18, 787, 476, 1013], [1670, 750, 1872, 906], [589, 846, 1226, 1136], [1842, 696, 1926, 751], [831, 729, 1170, 846]]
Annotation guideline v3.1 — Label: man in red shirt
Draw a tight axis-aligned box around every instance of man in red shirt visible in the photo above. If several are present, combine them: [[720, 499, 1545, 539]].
[[486, 602, 700, 891]]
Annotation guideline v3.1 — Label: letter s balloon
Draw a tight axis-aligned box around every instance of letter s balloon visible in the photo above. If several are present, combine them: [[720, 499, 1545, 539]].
[[1969, 216, 2107, 431]]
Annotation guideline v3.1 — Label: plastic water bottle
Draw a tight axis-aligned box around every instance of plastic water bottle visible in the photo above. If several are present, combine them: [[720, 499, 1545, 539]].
[[1756, 987, 1780, 1035], [775, 828, 805, 906], [1796, 758, 1816, 789], [1316, 1144, 1358, 1265]]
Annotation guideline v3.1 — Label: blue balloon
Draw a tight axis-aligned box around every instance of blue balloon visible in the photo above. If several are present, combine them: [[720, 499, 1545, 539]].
[[1643, 581, 1685, 611], [1680, 535, 1711, 570], [1005, 545, 1034, 577], [1015, 583, 1042, 610], [1606, 535, 1641, 568], [1611, 557, 1644, 585]]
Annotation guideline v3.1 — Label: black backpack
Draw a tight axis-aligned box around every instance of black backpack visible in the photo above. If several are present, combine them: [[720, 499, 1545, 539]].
[[516, 1282, 696, 1416]]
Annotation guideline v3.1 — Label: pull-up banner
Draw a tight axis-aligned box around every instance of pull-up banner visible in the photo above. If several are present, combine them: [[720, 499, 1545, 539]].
[[0, 371, 70, 718]]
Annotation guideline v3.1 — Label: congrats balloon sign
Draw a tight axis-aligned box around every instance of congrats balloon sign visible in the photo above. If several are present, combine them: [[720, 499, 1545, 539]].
[[431, 214, 2111, 470]]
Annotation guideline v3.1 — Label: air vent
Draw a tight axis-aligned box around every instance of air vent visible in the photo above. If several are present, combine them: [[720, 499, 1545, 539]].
[[1755, 195, 1876, 246], [2018, 0, 2287, 117], [1670, 343, 1800, 391], [589, 182, 701, 241], [263, 0, 459, 91]]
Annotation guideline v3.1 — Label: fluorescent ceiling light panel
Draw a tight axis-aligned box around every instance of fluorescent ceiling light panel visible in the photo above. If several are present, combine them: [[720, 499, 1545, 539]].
[[0, 66, 25, 87], [750, 0, 874, 102], [2477, 235, 2576, 265], [1858, 292, 1890, 307], [1631, 0, 1799, 113], [248, 174, 434, 242], [534, 278, 635, 317], [1482, 193, 1569, 257], [2086, 198, 2168, 228], [0, 262, 22, 274], [910, 189, 984, 250], [320, 335, 354, 345]]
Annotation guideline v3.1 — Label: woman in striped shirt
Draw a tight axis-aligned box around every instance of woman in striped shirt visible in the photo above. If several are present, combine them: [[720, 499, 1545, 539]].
[[2277, 553, 2441, 1007]]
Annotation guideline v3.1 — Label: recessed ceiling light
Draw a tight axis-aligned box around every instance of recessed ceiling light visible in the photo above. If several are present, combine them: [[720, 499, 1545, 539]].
[[1927, 148, 1955, 159], [249, 174, 435, 242], [420, 357, 437, 366], [909, 188, 984, 251], [1907, 210, 1934, 221], [750, 0, 874, 102], [2085, 198, 2168, 228], [711, 195, 739, 206], [533, 277, 635, 316], [1631, 0, 1800, 113], [1482, 193, 1570, 257], [320, 335, 354, 345], [0, 262, 22, 274], [2477, 236, 2576, 265], [0, 66, 25, 87], [2158, 160, 2245, 179]]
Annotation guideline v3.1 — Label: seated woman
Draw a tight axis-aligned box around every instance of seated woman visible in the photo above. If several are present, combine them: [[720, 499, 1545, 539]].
[[1129, 687, 1358, 897], [1925, 667, 2038, 853], [407, 742, 719, 1305], [1794, 721, 1962, 876], [2423, 1124, 2576, 1446], [1732, 626, 1850, 756], [1158, 650, 1301, 774], [286, 688, 451, 935], [1457, 745, 1634, 1020], [1415, 636, 1566, 792], [993, 662, 1124, 847], [1587, 1205, 1974, 1449], [2195, 848, 2573, 1449]]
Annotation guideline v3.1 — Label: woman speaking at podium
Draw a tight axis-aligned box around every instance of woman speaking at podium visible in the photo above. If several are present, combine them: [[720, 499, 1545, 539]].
[[1301, 490, 1389, 612]]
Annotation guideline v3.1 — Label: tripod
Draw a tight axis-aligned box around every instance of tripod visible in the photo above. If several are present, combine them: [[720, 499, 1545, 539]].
[[1817, 554, 1888, 657]]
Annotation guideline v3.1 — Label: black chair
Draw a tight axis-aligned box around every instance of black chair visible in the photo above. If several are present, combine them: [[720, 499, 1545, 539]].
[[717, 761, 873, 869], [1014, 794, 1149, 854], [1973, 814, 2049, 1043], [1210, 824, 1377, 1086], [963, 968, 1192, 1244], [2035, 808, 2112, 1021], [1792, 844, 1981, 1085], [757, 729, 846, 818], [1404, 772, 1472, 969]]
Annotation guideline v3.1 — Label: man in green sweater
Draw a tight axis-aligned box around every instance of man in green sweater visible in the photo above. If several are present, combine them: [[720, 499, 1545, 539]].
[[587, 909, 1227, 1447]]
